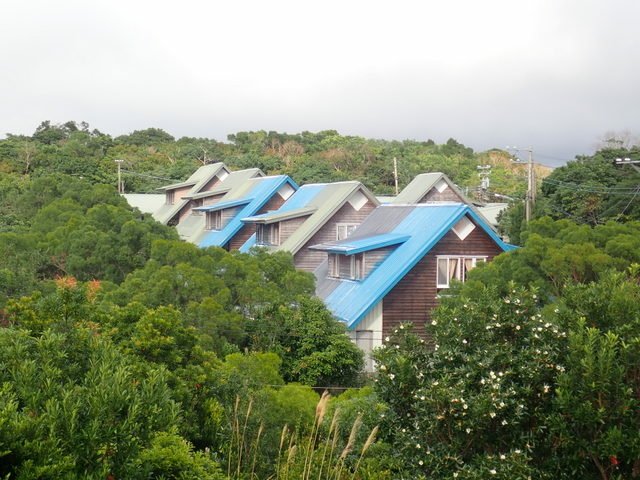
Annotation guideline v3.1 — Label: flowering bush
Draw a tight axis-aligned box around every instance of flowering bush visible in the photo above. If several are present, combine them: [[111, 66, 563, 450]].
[[374, 284, 564, 478]]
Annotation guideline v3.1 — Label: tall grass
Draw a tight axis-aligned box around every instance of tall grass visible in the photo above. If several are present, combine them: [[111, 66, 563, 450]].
[[226, 392, 379, 480]]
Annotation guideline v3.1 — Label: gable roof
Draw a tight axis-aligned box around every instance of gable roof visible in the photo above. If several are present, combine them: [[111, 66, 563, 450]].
[[313, 204, 515, 330], [393, 172, 483, 207], [238, 181, 380, 254], [186, 168, 264, 200], [175, 168, 265, 242], [195, 175, 298, 248], [153, 162, 229, 225]]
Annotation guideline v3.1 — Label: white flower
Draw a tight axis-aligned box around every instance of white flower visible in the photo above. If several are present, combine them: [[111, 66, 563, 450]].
[[515, 449, 521, 454], [389, 374, 395, 380], [385, 336, 390, 342], [432, 381, 439, 386], [418, 460, 424, 466], [465, 428, 471, 434], [431, 320, 437, 326], [554, 308, 559, 313], [400, 324, 404, 329], [543, 384, 550, 393], [463, 404, 468, 410], [379, 364, 386, 371], [500, 454, 506, 460], [454, 473, 459, 478], [490, 469, 497, 475], [490, 412, 496, 418], [462, 339, 468, 344], [416, 443, 421, 449], [501, 419, 508, 425], [515, 325, 521, 330], [420, 396, 425, 400]]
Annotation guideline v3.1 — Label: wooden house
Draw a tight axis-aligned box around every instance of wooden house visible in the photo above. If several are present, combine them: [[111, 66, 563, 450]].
[[239, 181, 379, 271], [176, 168, 264, 242], [153, 163, 230, 225], [192, 175, 298, 250], [311, 204, 514, 370], [392, 172, 480, 205]]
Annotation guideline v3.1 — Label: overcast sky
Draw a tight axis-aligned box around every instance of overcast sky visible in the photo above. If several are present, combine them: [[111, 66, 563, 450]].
[[1, 0, 639, 166]]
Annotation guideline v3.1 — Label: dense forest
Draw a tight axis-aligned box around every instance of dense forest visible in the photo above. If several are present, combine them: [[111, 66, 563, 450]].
[[0, 121, 639, 479]]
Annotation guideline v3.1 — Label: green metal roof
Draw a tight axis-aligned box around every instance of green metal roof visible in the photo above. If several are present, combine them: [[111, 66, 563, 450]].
[[240, 181, 380, 255], [243, 206, 318, 224], [175, 168, 265, 242], [393, 172, 482, 206], [152, 163, 229, 225]]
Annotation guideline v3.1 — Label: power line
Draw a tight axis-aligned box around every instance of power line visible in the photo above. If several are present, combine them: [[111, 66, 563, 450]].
[[120, 170, 181, 182], [541, 178, 640, 195]]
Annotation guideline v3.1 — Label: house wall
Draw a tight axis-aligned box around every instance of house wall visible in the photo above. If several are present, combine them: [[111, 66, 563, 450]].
[[293, 200, 377, 272], [279, 215, 312, 244], [227, 192, 287, 250], [166, 185, 195, 225], [352, 301, 383, 372], [177, 176, 224, 223], [419, 185, 465, 203], [364, 247, 394, 277], [203, 193, 227, 206], [381, 222, 503, 343]]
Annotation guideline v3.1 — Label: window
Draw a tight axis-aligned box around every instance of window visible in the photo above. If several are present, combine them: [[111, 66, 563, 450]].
[[206, 210, 222, 230], [436, 256, 486, 288], [192, 199, 203, 215], [337, 223, 358, 240], [256, 223, 280, 246], [166, 190, 175, 205], [350, 253, 365, 280], [328, 254, 339, 278], [327, 252, 365, 280]]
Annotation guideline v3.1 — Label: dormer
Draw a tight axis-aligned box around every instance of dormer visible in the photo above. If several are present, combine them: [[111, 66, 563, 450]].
[[311, 233, 410, 281]]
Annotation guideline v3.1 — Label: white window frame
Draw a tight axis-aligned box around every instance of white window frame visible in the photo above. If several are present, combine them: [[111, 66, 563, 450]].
[[336, 223, 359, 241], [256, 223, 280, 246], [328, 254, 339, 278], [350, 253, 365, 280], [436, 256, 486, 288], [206, 210, 222, 230]]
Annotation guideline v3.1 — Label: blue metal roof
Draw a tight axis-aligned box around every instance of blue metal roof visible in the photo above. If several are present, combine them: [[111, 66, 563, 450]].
[[321, 204, 513, 330], [239, 233, 257, 253], [311, 233, 410, 255], [198, 176, 298, 248]]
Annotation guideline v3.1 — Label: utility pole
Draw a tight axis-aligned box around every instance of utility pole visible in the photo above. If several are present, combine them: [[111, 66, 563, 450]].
[[115, 159, 124, 194], [526, 147, 535, 222], [506, 146, 535, 222], [615, 157, 640, 174], [477, 165, 491, 202], [393, 157, 399, 195]]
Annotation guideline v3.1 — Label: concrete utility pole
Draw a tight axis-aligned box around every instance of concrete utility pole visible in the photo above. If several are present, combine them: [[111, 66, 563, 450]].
[[477, 165, 491, 202], [506, 146, 535, 222], [393, 157, 399, 195], [115, 159, 124, 194], [526, 147, 535, 222]]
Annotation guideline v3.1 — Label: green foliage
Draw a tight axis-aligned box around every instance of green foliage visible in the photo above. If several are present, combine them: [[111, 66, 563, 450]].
[[134, 431, 224, 480], [373, 286, 563, 478], [540, 148, 640, 225], [468, 217, 640, 298]]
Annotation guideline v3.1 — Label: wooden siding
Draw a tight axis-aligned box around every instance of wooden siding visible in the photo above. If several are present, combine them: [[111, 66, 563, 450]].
[[227, 191, 287, 250], [203, 193, 227, 206], [279, 215, 311, 244], [382, 221, 503, 343], [364, 246, 394, 277], [293, 200, 377, 272], [420, 186, 465, 203]]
